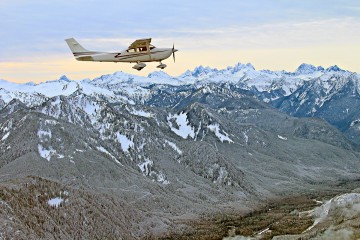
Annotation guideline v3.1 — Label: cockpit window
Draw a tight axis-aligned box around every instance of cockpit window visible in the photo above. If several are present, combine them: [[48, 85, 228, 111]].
[[127, 45, 154, 52]]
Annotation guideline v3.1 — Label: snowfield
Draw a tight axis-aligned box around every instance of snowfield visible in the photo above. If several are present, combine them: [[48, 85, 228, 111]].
[[167, 112, 195, 139]]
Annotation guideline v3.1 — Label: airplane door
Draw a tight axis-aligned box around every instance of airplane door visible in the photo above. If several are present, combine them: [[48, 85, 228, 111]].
[[146, 42, 152, 61]]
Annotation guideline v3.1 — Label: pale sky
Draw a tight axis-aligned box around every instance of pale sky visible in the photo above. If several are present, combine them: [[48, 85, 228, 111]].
[[0, 0, 359, 83]]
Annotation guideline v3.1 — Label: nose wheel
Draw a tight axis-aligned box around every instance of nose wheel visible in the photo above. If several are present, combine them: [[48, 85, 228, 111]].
[[157, 62, 167, 69]]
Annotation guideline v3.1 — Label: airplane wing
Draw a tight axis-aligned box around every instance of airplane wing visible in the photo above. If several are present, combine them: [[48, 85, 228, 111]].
[[128, 38, 152, 49]]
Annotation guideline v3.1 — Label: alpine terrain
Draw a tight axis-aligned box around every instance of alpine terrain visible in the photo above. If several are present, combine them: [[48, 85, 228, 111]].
[[1, 63, 360, 239]]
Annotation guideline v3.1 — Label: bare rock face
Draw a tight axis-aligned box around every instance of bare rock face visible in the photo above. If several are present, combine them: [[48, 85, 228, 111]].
[[1, 66, 360, 238]]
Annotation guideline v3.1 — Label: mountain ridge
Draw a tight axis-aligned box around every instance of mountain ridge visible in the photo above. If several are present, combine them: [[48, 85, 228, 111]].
[[1, 62, 360, 238], [2, 62, 360, 145]]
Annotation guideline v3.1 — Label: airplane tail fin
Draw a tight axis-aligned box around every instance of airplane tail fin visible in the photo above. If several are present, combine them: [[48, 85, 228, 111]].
[[65, 38, 90, 54]]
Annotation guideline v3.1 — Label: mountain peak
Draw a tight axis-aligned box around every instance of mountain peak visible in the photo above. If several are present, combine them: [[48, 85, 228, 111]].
[[59, 75, 71, 82], [295, 63, 317, 74], [326, 65, 343, 72], [192, 65, 217, 77], [246, 63, 255, 70], [317, 66, 325, 71], [93, 71, 134, 82], [231, 62, 255, 72], [25, 82, 37, 86], [147, 71, 171, 79]]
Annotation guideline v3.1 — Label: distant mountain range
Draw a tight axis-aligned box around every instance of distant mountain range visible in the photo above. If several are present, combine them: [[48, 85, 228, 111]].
[[1, 62, 359, 144], [1, 63, 360, 238]]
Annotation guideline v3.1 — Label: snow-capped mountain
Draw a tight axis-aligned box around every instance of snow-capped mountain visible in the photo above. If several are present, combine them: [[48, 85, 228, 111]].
[[0, 62, 352, 102], [272, 70, 360, 143], [2, 62, 358, 143], [1, 63, 360, 238], [295, 63, 324, 75]]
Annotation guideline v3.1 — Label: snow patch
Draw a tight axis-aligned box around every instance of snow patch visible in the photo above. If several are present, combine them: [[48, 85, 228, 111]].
[[217, 167, 228, 183], [277, 135, 287, 140], [207, 123, 233, 143], [195, 121, 202, 140], [96, 146, 122, 165], [51, 96, 61, 107], [1, 119, 13, 133], [243, 129, 250, 144], [38, 144, 57, 161], [84, 102, 100, 115], [129, 108, 152, 118], [208, 163, 232, 185], [37, 129, 52, 139], [45, 119, 57, 125], [350, 119, 360, 127], [48, 197, 64, 207], [116, 132, 134, 153], [167, 112, 195, 139], [258, 227, 270, 235], [155, 172, 170, 185], [138, 158, 153, 175], [164, 140, 182, 155], [1, 132, 10, 141], [81, 99, 101, 124]]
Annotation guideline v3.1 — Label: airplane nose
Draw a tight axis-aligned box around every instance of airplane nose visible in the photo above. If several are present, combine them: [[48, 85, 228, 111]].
[[173, 49, 178, 53]]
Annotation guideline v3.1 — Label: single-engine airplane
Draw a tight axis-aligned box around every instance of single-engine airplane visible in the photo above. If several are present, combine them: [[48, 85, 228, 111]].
[[65, 38, 177, 71]]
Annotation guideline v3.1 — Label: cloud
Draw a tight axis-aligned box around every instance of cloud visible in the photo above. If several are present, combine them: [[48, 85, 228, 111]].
[[1, 0, 360, 82], [146, 17, 360, 51], [3, 15, 360, 59]]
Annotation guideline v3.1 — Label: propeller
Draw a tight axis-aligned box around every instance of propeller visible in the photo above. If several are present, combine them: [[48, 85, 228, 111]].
[[172, 44, 177, 63]]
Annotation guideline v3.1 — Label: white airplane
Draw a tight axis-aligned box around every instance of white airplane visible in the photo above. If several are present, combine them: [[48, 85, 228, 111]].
[[65, 38, 177, 71]]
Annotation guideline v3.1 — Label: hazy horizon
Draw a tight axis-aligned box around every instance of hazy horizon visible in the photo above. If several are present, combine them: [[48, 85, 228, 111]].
[[0, 61, 356, 84]]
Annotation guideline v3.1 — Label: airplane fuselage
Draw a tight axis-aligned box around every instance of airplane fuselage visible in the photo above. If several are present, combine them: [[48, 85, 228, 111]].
[[76, 48, 173, 63], [65, 38, 177, 70]]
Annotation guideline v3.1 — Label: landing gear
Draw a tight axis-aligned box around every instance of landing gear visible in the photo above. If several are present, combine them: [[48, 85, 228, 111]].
[[132, 62, 146, 71], [157, 62, 167, 69]]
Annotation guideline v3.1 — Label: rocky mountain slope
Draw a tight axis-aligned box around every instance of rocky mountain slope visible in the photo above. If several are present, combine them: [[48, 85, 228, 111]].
[[1, 64, 360, 238], [224, 188, 360, 240]]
